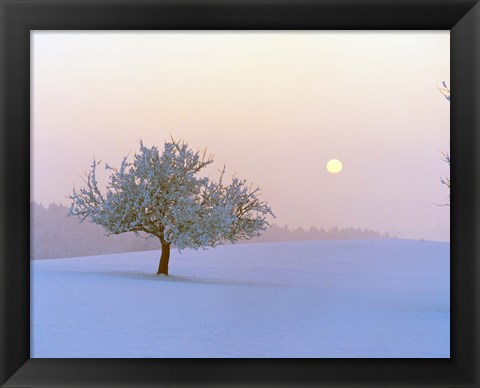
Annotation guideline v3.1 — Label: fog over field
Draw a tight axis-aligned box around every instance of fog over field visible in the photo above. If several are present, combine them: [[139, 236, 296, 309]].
[[31, 201, 393, 260], [30, 31, 450, 359]]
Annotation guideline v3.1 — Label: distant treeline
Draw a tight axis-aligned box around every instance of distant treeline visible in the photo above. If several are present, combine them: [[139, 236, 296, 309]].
[[31, 201, 394, 260], [251, 224, 393, 244], [31, 202, 160, 260]]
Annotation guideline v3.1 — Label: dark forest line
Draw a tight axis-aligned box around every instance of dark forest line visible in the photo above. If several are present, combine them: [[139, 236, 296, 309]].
[[31, 202, 394, 260]]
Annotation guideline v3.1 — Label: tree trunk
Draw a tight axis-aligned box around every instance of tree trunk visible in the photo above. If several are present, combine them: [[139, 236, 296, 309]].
[[157, 242, 171, 275]]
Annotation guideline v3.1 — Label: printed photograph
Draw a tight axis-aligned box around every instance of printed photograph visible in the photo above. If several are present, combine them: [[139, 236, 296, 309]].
[[31, 31, 450, 358]]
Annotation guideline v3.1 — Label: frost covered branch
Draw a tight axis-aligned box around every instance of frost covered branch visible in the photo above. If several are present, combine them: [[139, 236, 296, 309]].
[[438, 81, 450, 206]]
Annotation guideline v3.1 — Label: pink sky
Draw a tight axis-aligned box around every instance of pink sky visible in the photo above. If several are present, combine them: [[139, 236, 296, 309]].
[[31, 31, 450, 241]]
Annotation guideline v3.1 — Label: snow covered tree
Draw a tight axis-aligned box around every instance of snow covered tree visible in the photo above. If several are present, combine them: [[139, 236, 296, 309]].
[[68, 139, 274, 275]]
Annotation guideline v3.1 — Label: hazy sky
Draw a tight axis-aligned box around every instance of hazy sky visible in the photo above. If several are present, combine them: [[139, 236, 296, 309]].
[[32, 31, 450, 241]]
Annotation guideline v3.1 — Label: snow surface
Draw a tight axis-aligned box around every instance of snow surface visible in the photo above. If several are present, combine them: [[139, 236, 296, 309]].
[[31, 239, 450, 358]]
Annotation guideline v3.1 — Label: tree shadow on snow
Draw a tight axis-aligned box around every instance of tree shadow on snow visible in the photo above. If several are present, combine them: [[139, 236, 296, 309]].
[[103, 271, 284, 287]]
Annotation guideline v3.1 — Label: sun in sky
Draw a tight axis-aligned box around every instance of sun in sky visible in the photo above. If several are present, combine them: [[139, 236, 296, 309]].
[[327, 159, 343, 174], [31, 31, 450, 242]]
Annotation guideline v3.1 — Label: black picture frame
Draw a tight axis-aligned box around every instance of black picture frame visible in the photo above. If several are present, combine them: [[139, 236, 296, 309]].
[[1, 1, 479, 387]]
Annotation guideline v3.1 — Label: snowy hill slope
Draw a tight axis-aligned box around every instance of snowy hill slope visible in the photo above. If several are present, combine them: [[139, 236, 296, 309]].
[[31, 239, 449, 358]]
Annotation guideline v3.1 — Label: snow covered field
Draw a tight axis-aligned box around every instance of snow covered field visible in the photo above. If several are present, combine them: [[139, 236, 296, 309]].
[[31, 239, 450, 358]]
